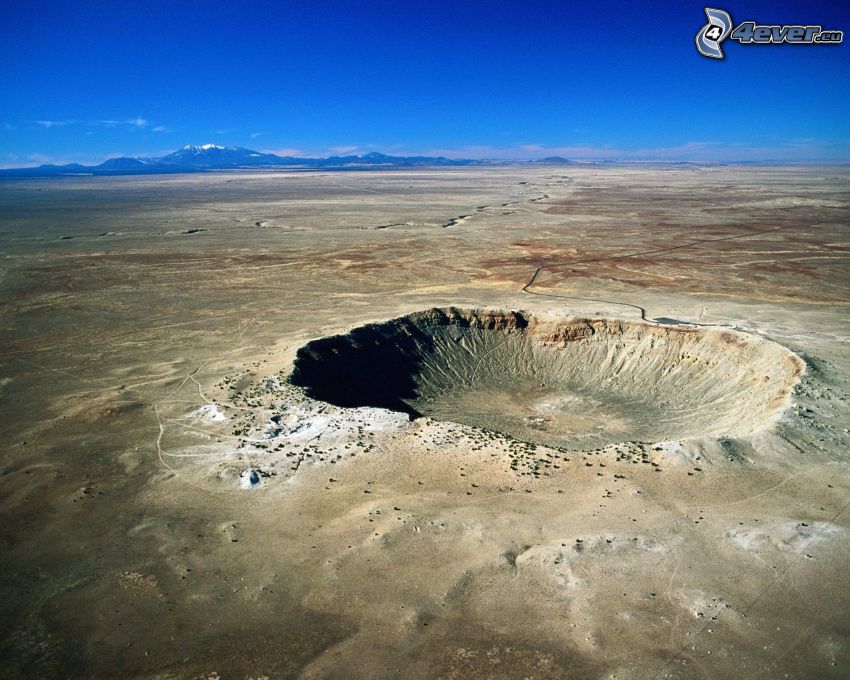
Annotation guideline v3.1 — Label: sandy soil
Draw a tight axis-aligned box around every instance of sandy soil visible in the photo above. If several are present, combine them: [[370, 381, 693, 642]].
[[0, 166, 849, 679]]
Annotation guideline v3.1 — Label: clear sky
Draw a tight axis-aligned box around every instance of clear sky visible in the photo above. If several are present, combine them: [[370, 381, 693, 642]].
[[1, 0, 848, 165]]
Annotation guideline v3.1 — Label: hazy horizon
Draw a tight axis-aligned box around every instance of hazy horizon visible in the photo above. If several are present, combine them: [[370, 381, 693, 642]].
[[5, 141, 850, 170]]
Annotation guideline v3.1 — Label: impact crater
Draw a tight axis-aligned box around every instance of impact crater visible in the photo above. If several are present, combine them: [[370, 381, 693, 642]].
[[290, 308, 804, 450]]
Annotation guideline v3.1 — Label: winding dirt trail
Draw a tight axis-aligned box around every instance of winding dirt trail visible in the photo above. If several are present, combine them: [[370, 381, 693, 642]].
[[521, 225, 791, 321]]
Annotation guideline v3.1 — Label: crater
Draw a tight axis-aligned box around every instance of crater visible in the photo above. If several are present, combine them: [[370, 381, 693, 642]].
[[289, 308, 804, 450]]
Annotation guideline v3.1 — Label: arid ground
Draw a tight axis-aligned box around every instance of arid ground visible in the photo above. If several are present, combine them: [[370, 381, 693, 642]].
[[1, 165, 849, 679]]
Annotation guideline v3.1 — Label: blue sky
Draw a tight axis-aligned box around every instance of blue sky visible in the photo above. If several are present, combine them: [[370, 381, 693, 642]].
[[1, 0, 848, 165]]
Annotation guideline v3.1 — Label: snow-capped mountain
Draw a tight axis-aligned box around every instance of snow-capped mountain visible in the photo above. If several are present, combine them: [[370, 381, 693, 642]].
[[157, 145, 287, 168], [0, 144, 509, 177], [184, 144, 225, 152]]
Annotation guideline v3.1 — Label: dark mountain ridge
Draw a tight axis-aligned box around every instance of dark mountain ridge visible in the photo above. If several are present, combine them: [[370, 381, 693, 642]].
[[0, 144, 584, 177]]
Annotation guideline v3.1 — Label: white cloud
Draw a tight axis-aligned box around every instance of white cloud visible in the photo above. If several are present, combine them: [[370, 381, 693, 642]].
[[250, 132, 263, 139], [262, 147, 303, 157], [29, 117, 177, 134], [35, 119, 74, 128], [100, 117, 150, 128]]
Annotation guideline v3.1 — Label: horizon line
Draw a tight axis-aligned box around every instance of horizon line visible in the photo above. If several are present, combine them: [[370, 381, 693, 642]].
[[3, 142, 850, 170]]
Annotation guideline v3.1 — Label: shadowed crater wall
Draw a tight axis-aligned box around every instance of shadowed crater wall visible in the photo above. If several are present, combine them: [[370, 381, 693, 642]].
[[290, 308, 804, 449]]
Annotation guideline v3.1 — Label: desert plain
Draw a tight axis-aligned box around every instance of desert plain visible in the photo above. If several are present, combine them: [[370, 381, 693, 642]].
[[1, 165, 849, 679]]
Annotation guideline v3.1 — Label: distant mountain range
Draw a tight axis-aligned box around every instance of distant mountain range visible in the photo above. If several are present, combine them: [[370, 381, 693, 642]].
[[0, 144, 587, 177]]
